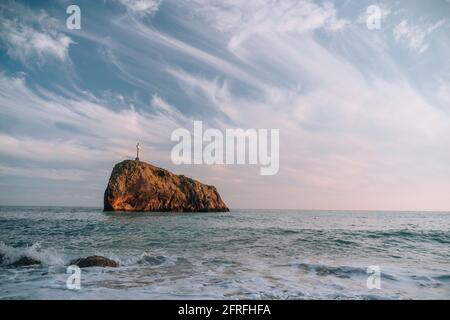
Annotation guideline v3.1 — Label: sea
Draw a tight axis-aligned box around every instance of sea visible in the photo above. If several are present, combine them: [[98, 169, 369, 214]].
[[0, 207, 449, 300]]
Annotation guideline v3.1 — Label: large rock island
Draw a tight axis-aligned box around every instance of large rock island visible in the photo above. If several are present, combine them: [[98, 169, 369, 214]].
[[104, 160, 229, 212]]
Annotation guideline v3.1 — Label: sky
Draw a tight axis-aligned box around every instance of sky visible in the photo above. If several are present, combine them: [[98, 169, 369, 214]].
[[0, 0, 449, 210]]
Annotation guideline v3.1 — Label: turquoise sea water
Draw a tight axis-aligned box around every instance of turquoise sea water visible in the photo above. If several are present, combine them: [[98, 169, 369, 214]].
[[0, 207, 449, 299]]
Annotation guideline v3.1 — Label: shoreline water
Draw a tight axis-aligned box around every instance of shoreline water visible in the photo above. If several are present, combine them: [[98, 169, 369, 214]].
[[0, 207, 449, 299]]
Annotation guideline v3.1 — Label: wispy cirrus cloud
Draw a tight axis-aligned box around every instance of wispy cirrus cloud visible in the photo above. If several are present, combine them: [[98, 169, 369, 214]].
[[0, 73, 187, 169], [117, 0, 161, 16], [393, 19, 446, 53], [187, 0, 348, 52], [0, 2, 73, 65]]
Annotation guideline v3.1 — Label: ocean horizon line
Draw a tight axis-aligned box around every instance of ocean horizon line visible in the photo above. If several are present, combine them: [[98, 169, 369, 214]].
[[1, 205, 449, 213]]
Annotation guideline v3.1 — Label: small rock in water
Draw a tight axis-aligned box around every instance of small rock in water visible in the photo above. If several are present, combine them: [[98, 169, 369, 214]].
[[10, 256, 41, 267], [69, 255, 119, 268]]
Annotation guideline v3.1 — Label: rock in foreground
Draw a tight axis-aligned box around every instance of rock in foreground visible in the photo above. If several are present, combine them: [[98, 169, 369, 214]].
[[70, 256, 118, 268], [104, 160, 229, 212], [0, 252, 41, 267], [10, 256, 41, 267]]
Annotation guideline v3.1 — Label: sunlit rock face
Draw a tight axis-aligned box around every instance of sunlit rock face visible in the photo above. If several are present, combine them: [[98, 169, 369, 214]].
[[104, 160, 229, 212]]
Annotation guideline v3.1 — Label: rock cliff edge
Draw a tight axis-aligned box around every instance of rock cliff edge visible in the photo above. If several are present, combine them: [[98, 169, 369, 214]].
[[104, 160, 229, 212]]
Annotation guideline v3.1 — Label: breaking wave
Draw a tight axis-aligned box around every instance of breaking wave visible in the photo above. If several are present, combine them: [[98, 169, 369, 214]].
[[0, 242, 64, 267]]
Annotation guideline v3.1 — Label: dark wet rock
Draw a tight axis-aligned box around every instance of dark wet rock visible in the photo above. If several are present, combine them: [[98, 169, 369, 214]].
[[10, 256, 41, 267], [104, 160, 229, 212], [69, 255, 119, 268]]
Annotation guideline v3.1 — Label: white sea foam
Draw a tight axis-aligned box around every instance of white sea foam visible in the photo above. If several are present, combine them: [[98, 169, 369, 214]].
[[0, 242, 64, 267]]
